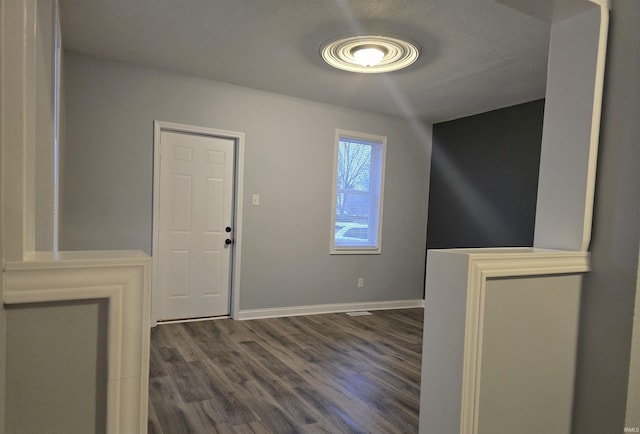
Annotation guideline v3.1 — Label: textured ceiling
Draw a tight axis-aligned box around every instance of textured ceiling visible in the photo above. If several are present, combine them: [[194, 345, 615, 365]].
[[60, 0, 553, 123]]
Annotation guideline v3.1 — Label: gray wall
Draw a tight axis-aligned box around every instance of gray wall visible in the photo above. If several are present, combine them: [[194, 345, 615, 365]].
[[627, 246, 640, 427], [478, 274, 582, 434], [0, 215, 4, 434], [426, 100, 544, 249], [572, 1, 640, 432], [62, 52, 431, 309], [419, 250, 469, 433], [5, 301, 107, 434]]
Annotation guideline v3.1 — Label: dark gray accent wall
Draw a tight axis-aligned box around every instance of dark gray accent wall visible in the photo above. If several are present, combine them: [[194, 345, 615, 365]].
[[572, 1, 640, 432], [426, 100, 544, 249]]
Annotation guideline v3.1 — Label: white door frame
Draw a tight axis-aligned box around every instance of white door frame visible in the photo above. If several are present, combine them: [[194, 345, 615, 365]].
[[152, 120, 245, 326]]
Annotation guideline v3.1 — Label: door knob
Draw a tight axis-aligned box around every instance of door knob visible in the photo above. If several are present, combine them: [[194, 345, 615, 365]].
[[225, 226, 232, 233], [225, 239, 234, 245]]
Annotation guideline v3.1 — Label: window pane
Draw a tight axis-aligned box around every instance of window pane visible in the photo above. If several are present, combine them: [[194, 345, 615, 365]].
[[337, 140, 371, 191], [332, 132, 385, 252]]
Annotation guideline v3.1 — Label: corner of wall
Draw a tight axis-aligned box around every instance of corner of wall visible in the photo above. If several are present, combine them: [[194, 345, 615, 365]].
[[625, 244, 640, 428], [0, 278, 5, 434], [1, 1, 9, 432], [0, 237, 5, 434]]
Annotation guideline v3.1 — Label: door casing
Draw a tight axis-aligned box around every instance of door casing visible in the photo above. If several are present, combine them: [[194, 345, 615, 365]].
[[152, 120, 245, 326]]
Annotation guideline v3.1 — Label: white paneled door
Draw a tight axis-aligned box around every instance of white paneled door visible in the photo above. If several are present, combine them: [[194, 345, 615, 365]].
[[157, 130, 235, 320]]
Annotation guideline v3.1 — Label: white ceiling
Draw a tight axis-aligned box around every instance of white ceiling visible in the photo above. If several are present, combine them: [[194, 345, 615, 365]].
[[60, 0, 553, 123]]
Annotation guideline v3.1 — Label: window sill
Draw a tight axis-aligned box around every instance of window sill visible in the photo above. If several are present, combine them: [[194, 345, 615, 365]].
[[330, 248, 382, 255]]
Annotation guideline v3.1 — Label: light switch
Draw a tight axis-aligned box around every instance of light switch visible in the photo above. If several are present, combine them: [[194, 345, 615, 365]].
[[252, 194, 260, 205]]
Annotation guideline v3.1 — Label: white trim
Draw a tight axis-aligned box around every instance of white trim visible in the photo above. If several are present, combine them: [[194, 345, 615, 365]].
[[157, 315, 230, 325], [454, 248, 590, 434], [330, 247, 382, 255], [152, 121, 245, 325], [237, 299, 424, 320], [3, 250, 151, 434], [330, 129, 387, 255], [1, 0, 37, 261], [587, 0, 610, 9], [580, 1, 609, 251]]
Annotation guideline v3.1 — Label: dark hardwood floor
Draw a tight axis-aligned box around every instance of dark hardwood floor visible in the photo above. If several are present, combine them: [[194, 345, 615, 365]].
[[148, 308, 424, 433]]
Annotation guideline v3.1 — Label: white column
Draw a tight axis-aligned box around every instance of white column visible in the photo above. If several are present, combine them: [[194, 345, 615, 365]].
[[1, 0, 38, 260], [533, 1, 609, 251]]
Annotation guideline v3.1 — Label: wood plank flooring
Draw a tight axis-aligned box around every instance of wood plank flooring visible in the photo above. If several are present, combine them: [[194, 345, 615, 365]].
[[148, 308, 424, 434]]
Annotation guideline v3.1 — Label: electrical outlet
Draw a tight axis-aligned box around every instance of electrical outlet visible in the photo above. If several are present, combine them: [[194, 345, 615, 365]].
[[357, 278, 364, 288], [252, 194, 260, 205]]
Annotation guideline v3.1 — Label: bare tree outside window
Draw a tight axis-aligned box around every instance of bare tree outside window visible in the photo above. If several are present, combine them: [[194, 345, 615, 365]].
[[336, 140, 371, 220]]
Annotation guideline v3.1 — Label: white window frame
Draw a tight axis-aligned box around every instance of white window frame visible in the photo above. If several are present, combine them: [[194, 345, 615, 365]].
[[330, 129, 386, 255]]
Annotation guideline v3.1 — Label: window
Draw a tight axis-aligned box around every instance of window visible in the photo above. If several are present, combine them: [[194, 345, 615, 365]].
[[331, 130, 386, 254]]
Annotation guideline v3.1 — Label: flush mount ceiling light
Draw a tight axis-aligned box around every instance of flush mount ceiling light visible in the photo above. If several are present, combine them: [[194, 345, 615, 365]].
[[321, 35, 420, 73]]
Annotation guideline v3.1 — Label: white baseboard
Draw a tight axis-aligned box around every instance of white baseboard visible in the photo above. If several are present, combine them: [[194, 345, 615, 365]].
[[236, 299, 425, 321]]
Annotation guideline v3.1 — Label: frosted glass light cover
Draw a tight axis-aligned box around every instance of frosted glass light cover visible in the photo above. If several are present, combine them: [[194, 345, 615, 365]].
[[353, 47, 385, 67]]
